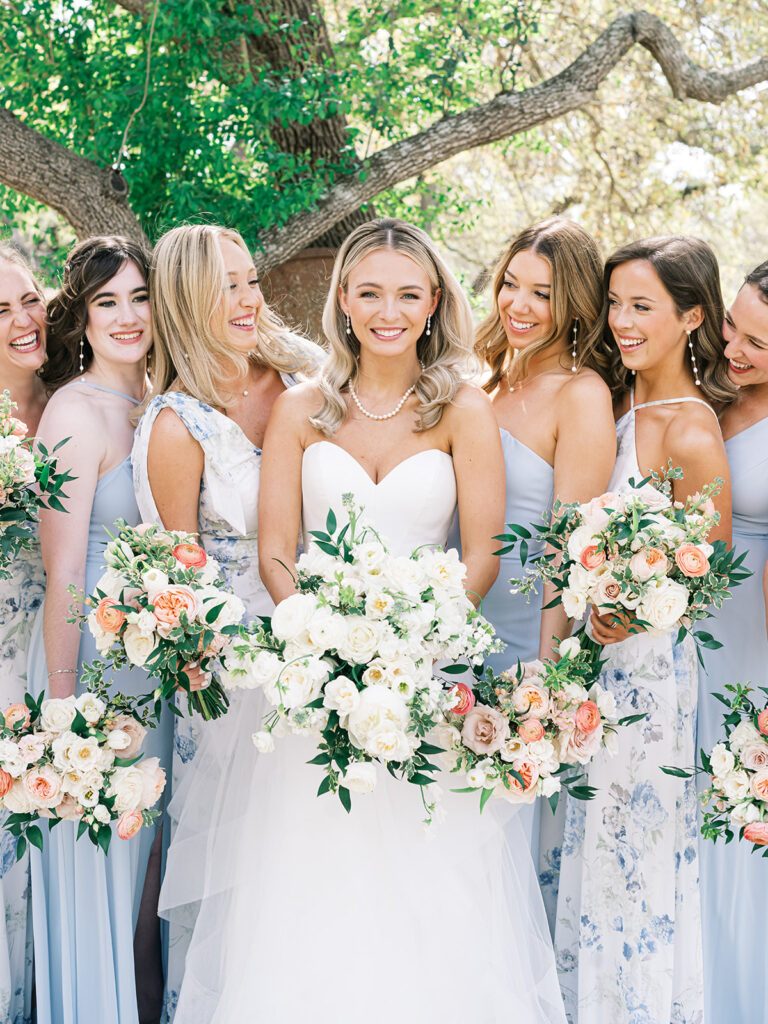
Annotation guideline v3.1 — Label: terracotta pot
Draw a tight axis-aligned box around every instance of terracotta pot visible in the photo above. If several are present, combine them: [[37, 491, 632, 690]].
[[260, 247, 336, 345]]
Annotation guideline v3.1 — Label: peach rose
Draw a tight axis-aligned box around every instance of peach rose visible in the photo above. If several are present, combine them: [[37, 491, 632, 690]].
[[152, 585, 199, 632], [580, 545, 606, 571], [674, 543, 710, 578], [23, 765, 63, 808], [109, 716, 147, 759], [116, 809, 144, 840], [512, 683, 549, 720], [508, 757, 540, 797], [757, 710, 768, 738], [2, 703, 30, 730], [629, 547, 669, 582], [518, 718, 545, 743], [461, 704, 511, 755], [95, 597, 126, 634], [448, 683, 475, 716], [593, 575, 622, 607], [574, 700, 601, 735], [173, 542, 207, 569], [743, 822, 768, 846], [0, 768, 13, 798], [750, 767, 768, 802]]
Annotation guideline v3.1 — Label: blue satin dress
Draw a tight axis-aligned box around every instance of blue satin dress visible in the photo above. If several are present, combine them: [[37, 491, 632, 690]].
[[26, 382, 174, 1024], [698, 416, 768, 1021]]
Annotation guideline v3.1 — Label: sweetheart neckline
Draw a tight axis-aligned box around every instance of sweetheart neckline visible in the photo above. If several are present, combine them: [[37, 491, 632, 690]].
[[303, 441, 452, 487]]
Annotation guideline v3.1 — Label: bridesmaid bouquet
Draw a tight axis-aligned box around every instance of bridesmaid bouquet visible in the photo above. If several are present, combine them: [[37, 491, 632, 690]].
[[498, 467, 748, 658], [663, 683, 768, 855], [439, 635, 642, 811], [0, 682, 164, 857], [0, 389, 74, 578], [73, 520, 248, 721], [222, 499, 501, 819]]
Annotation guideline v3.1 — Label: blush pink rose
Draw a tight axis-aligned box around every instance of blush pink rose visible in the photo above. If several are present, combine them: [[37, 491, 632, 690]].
[[116, 809, 144, 840], [674, 543, 710, 578], [580, 545, 606, 571], [152, 585, 199, 631], [757, 710, 768, 738], [448, 683, 475, 716], [110, 716, 147, 759], [172, 542, 207, 569], [750, 767, 768, 802], [23, 766, 63, 808], [461, 704, 511, 755], [594, 575, 622, 607], [518, 718, 545, 743], [512, 683, 549, 720], [629, 547, 669, 582], [562, 725, 603, 765], [2, 703, 31, 730], [0, 769, 13, 798], [95, 597, 126, 634], [743, 822, 768, 846], [741, 742, 768, 771], [137, 757, 166, 810], [574, 700, 601, 735]]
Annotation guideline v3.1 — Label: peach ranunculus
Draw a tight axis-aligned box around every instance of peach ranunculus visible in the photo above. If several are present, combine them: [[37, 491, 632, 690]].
[[749, 767, 768, 802], [743, 822, 768, 846], [2, 703, 31, 730], [172, 542, 207, 569], [674, 543, 710, 578], [0, 768, 13, 798], [461, 704, 511, 756], [116, 808, 144, 840], [518, 718, 545, 743], [574, 700, 601, 735], [757, 710, 768, 738], [448, 683, 475, 716], [23, 765, 63, 808], [151, 585, 199, 632], [512, 683, 549, 721], [580, 545, 606, 571], [108, 716, 147, 759], [95, 597, 126, 634]]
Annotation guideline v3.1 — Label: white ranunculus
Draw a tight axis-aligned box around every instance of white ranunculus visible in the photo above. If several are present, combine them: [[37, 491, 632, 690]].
[[123, 624, 158, 667], [562, 588, 587, 620], [343, 761, 377, 793], [728, 721, 762, 755], [364, 588, 396, 620], [75, 692, 106, 725], [270, 593, 318, 644], [141, 567, 169, 601], [559, 636, 581, 660], [336, 618, 383, 665], [109, 765, 146, 813], [323, 675, 361, 714], [251, 730, 275, 753], [264, 657, 328, 709], [40, 697, 77, 734], [465, 767, 487, 788], [639, 577, 689, 631], [346, 686, 409, 748]]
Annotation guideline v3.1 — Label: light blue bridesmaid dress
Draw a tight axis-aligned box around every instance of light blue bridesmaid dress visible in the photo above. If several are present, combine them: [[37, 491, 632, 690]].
[[26, 382, 174, 1024], [698, 415, 768, 1021]]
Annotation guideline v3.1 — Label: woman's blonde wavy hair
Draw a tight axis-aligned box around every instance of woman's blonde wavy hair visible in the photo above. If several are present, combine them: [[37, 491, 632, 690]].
[[475, 218, 608, 393], [602, 236, 737, 406], [145, 224, 323, 413], [310, 218, 473, 437]]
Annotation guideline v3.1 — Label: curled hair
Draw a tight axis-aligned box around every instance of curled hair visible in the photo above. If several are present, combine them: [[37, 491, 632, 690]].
[[41, 236, 151, 393], [0, 244, 44, 297], [745, 260, 768, 304], [475, 218, 608, 393], [603, 236, 736, 406], [147, 225, 323, 410], [311, 218, 473, 437]]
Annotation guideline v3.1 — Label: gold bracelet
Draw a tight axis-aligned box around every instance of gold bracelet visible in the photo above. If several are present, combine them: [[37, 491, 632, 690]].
[[47, 669, 76, 677]]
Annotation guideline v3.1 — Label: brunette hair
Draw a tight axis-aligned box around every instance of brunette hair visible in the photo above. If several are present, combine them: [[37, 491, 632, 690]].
[[0, 244, 44, 296], [602, 236, 736, 405], [474, 218, 608, 393], [745, 260, 768, 304], [41, 236, 151, 392]]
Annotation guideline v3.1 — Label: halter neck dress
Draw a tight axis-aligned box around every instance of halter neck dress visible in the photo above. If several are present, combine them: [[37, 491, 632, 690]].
[[554, 391, 710, 1024]]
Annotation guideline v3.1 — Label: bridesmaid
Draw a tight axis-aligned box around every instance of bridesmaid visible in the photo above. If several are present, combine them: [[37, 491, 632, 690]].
[[0, 246, 47, 1024], [698, 260, 768, 1021], [27, 236, 173, 1024], [130, 224, 323, 1018], [555, 236, 734, 1024]]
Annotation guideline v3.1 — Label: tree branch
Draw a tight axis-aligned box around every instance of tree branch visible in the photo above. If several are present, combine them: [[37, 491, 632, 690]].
[[0, 109, 148, 243], [255, 10, 768, 269]]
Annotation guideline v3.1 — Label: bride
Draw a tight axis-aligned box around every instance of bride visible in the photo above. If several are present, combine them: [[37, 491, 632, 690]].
[[172, 218, 566, 1023]]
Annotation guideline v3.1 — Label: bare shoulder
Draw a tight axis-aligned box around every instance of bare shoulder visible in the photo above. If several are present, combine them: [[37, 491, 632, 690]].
[[446, 381, 493, 416], [39, 383, 103, 439], [149, 406, 202, 454], [665, 401, 725, 462], [272, 380, 323, 419], [560, 368, 612, 404]]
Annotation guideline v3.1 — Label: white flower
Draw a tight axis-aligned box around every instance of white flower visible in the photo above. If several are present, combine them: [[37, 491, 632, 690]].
[[3, 779, 33, 813], [141, 567, 169, 601], [364, 726, 411, 761], [730, 800, 760, 825], [353, 540, 388, 577], [106, 728, 132, 752], [347, 686, 409, 748], [567, 525, 599, 563], [251, 730, 275, 753], [729, 721, 762, 755], [122, 624, 157, 667], [381, 556, 427, 597], [201, 590, 245, 629], [603, 729, 619, 756], [364, 589, 396, 620], [131, 608, 158, 635], [109, 765, 146, 812], [639, 577, 689, 631], [562, 588, 587, 619], [589, 683, 617, 720], [540, 774, 561, 798], [40, 697, 77, 734], [323, 676, 361, 714], [93, 803, 111, 824], [222, 648, 282, 691], [559, 636, 581, 660], [710, 742, 736, 777], [104, 538, 136, 566], [270, 593, 318, 644], [343, 761, 378, 793], [65, 736, 104, 774], [305, 608, 346, 654], [499, 736, 527, 763], [75, 692, 106, 724], [264, 657, 328, 709], [94, 567, 129, 599], [0, 740, 27, 778], [297, 545, 339, 581], [336, 618, 383, 665], [720, 769, 751, 804], [420, 548, 466, 592], [465, 767, 488, 788]]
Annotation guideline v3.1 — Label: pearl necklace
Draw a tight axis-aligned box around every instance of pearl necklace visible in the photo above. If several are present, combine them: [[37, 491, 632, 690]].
[[348, 366, 423, 421]]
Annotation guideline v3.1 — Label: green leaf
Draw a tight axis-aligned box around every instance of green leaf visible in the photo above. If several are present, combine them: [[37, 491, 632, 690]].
[[26, 824, 44, 851], [617, 713, 646, 726], [326, 508, 337, 535], [479, 787, 494, 813], [659, 765, 693, 778], [15, 835, 26, 861], [317, 776, 332, 796], [440, 663, 470, 675], [338, 785, 351, 813]]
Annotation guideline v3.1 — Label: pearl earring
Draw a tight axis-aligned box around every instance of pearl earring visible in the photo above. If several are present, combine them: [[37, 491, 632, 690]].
[[571, 320, 578, 373], [687, 329, 701, 386], [79, 338, 84, 374], [345, 313, 351, 335], [425, 313, 432, 337]]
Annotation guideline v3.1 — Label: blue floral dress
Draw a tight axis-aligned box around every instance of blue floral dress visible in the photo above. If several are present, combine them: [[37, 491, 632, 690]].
[[554, 395, 706, 1023]]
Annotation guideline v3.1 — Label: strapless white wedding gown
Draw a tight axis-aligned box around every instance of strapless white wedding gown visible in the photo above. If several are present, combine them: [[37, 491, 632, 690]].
[[172, 443, 566, 1024]]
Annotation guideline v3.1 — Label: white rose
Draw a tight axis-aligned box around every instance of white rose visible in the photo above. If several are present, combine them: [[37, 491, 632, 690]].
[[589, 683, 617, 720], [94, 567, 129, 599], [270, 593, 318, 644], [540, 774, 561, 798], [141, 567, 169, 601], [364, 726, 411, 762], [382, 556, 427, 597], [3, 779, 33, 813], [721, 769, 751, 804], [336, 618, 383, 665], [123, 624, 158, 667], [559, 636, 581, 660], [264, 657, 328, 709], [710, 743, 736, 777], [562, 589, 587, 620], [251, 730, 275, 753], [567, 525, 599, 563], [106, 728, 131, 752], [305, 608, 347, 654], [639, 577, 689, 631], [343, 761, 377, 793], [93, 803, 111, 824], [347, 686, 409, 748], [465, 767, 488, 788], [75, 692, 106, 724], [323, 675, 361, 714], [40, 697, 77, 734], [109, 765, 146, 812], [729, 721, 762, 755]]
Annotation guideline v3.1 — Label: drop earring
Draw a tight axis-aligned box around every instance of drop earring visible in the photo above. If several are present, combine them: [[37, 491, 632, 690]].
[[345, 313, 351, 335], [79, 338, 84, 374], [687, 329, 701, 386], [425, 313, 432, 337], [571, 320, 578, 373]]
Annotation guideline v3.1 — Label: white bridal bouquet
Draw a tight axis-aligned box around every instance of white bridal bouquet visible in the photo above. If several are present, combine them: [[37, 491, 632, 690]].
[[498, 466, 749, 658], [73, 521, 249, 720], [222, 498, 501, 818], [0, 683, 165, 857], [0, 389, 74, 578], [663, 683, 768, 854]]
